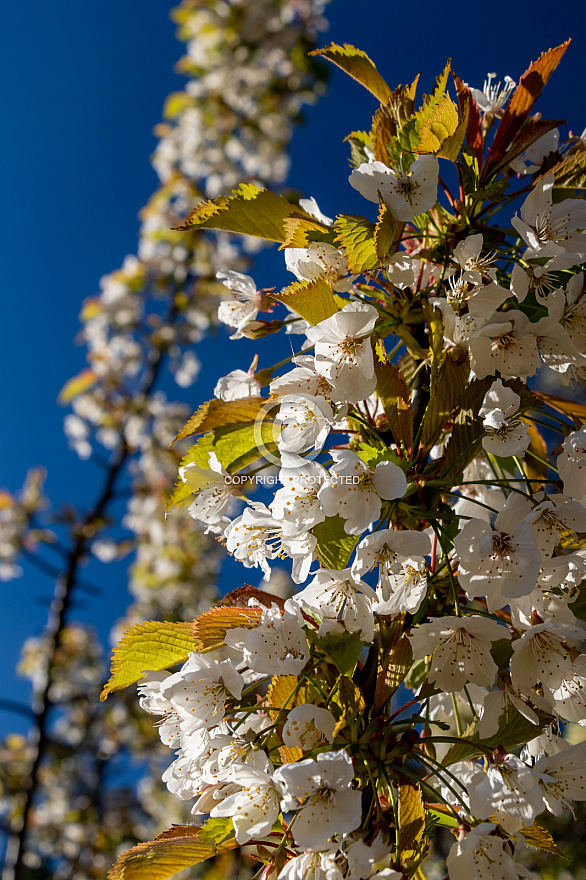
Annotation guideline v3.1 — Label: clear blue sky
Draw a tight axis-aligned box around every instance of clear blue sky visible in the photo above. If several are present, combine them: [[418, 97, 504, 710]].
[[0, 0, 583, 735]]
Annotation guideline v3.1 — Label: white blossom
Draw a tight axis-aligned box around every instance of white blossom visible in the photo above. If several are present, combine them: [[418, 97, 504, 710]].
[[349, 156, 439, 222]]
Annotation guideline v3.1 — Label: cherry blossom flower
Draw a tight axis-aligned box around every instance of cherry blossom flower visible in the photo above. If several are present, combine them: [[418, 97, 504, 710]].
[[274, 750, 362, 848], [352, 529, 430, 613], [349, 155, 439, 222], [295, 567, 377, 643], [446, 823, 530, 880], [524, 494, 586, 558], [510, 621, 586, 700], [282, 704, 336, 749], [512, 173, 586, 259], [278, 849, 343, 880], [285, 242, 355, 292], [276, 393, 334, 457], [468, 310, 541, 379], [209, 761, 282, 844], [478, 378, 530, 456], [557, 426, 586, 505], [408, 615, 510, 692], [455, 494, 541, 611], [534, 739, 586, 814], [271, 461, 327, 534], [217, 270, 264, 339], [224, 599, 309, 675], [214, 368, 261, 401], [318, 451, 408, 535], [180, 453, 242, 525], [470, 72, 516, 115], [305, 302, 379, 403], [467, 751, 546, 833], [453, 233, 497, 285], [160, 653, 244, 729], [224, 502, 316, 583], [510, 128, 559, 175]]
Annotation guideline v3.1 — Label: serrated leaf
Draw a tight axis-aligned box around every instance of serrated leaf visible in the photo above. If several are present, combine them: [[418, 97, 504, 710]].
[[371, 102, 397, 165], [270, 276, 339, 325], [519, 823, 567, 857], [452, 72, 483, 166], [172, 397, 269, 445], [420, 353, 469, 456], [220, 585, 286, 610], [58, 368, 99, 404], [386, 75, 421, 126], [381, 636, 413, 701], [101, 621, 196, 700], [547, 148, 586, 192], [532, 390, 586, 420], [108, 818, 237, 880], [310, 43, 392, 103], [333, 215, 379, 274], [192, 606, 262, 652], [441, 378, 493, 479], [483, 41, 571, 181], [374, 203, 396, 262], [489, 118, 564, 179], [312, 515, 359, 569], [332, 675, 366, 738], [280, 216, 333, 249], [373, 348, 413, 455], [444, 705, 545, 765], [177, 183, 312, 243], [167, 421, 280, 511], [398, 61, 459, 156], [399, 783, 425, 853], [435, 106, 468, 162], [312, 631, 364, 675]]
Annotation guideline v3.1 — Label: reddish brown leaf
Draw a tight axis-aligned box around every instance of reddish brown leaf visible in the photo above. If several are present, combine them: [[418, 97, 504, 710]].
[[452, 71, 483, 166], [483, 40, 571, 180], [219, 585, 286, 610]]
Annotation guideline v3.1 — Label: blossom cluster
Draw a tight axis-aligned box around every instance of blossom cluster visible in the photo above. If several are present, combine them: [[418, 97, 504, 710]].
[[119, 45, 586, 879]]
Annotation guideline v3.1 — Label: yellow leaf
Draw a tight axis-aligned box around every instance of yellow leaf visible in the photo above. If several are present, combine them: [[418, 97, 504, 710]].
[[108, 819, 237, 880], [270, 277, 339, 325], [192, 606, 262, 652], [399, 783, 425, 853], [101, 621, 196, 701], [177, 184, 314, 243], [280, 216, 332, 249], [518, 823, 567, 857], [309, 43, 392, 103], [532, 390, 586, 421], [172, 397, 270, 445], [374, 203, 396, 262], [332, 676, 365, 738], [417, 94, 460, 154], [58, 369, 99, 404]]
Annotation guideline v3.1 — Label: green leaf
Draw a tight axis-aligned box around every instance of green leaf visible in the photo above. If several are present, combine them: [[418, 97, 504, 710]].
[[309, 43, 393, 103], [444, 705, 545, 765], [310, 631, 364, 675], [108, 818, 237, 880], [101, 621, 196, 700], [177, 183, 312, 243], [312, 515, 359, 569], [436, 106, 468, 162], [398, 61, 460, 156], [426, 808, 458, 829], [404, 657, 429, 691], [270, 277, 339, 325], [167, 421, 281, 511], [459, 148, 480, 196], [172, 397, 270, 445], [333, 215, 379, 274]]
